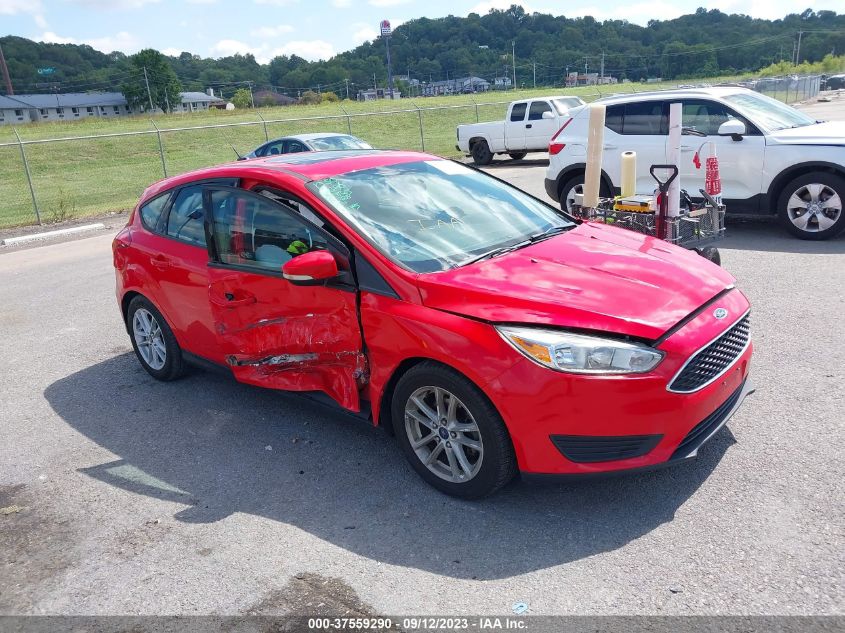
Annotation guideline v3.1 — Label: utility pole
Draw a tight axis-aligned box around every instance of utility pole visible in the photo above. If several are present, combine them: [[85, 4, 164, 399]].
[[0, 43, 13, 95], [600, 51, 605, 83], [164, 86, 169, 113], [512, 40, 516, 90], [143, 66, 154, 112], [533, 61, 536, 89], [795, 31, 804, 65], [248, 81, 255, 108], [344, 78, 349, 100]]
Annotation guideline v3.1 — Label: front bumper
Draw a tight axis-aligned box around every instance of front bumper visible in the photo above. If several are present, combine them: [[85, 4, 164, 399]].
[[485, 288, 753, 476], [521, 377, 754, 482]]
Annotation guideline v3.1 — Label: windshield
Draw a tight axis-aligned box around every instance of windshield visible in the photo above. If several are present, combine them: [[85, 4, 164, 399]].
[[723, 92, 816, 132], [309, 135, 372, 151], [551, 97, 583, 114], [309, 160, 574, 273]]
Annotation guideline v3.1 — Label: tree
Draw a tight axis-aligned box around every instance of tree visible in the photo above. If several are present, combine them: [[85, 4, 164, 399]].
[[322, 91, 339, 102], [232, 88, 253, 108], [121, 49, 182, 112], [300, 90, 322, 105]]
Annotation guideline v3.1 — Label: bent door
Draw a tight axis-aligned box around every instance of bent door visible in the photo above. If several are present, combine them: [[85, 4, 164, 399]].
[[203, 186, 366, 411]]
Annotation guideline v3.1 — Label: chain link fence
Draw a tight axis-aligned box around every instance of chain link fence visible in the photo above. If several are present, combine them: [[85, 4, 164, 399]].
[[0, 75, 821, 229]]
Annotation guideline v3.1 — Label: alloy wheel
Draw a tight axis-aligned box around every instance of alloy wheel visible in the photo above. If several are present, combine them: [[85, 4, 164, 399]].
[[132, 308, 166, 370], [404, 386, 484, 483], [786, 183, 842, 233], [565, 183, 584, 212]]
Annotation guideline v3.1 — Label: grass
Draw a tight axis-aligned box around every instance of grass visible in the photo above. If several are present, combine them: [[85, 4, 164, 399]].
[[0, 78, 749, 228]]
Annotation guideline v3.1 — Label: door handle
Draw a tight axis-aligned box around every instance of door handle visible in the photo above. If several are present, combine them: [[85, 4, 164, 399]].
[[210, 292, 256, 308], [151, 255, 171, 269], [525, 123, 532, 128], [603, 144, 617, 150], [681, 145, 694, 152]]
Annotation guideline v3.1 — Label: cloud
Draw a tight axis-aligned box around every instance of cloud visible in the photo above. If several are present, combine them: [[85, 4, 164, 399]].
[[250, 24, 295, 37], [67, 0, 162, 8], [185, 0, 217, 3], [352, 24, 379, 44], [468, 0, 532, 13], [253, 0, 299, 5], [162, 47, 182, 56], [367, 0, 410, 7], [331, 0, 352, 6], [210, 38, 335, 62], [34, 13, 48, 28], [1, 0, 46, 18], [565, 2, 683, 24], [37, 30, 142, 54]]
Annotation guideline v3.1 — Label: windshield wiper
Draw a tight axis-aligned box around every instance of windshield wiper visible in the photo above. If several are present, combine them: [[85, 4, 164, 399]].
[[459, 239, 532, 267], [527, 224, 573, 243]]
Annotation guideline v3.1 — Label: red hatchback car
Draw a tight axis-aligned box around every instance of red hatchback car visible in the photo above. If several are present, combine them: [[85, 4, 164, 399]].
[[113, 150, 753, 498]]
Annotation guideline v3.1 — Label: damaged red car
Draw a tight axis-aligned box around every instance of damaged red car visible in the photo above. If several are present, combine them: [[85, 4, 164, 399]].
[[113, 150, 753, 498]]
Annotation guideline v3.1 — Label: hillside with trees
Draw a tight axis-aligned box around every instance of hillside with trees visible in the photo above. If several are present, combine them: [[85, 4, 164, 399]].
[[1, 6, 844, 99]]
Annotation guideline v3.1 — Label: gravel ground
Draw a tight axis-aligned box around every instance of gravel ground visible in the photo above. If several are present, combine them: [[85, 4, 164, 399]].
[[0, 99, 843, 618]]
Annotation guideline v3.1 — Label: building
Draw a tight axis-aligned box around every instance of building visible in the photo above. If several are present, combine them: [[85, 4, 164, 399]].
[[0, 91, 226, 125], [421, 77, 490, 96], [356, 88, 402, 101], [493, 77, 512, 88]]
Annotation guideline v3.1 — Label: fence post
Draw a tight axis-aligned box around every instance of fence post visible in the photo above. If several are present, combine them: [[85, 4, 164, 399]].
[[412, 101, 425, 152], [257, 112, 269, 141], [339, 105, 352, 135], [150, 120, 167, 178], [13, 128, 41, 225], [471, 97, 479, 123]]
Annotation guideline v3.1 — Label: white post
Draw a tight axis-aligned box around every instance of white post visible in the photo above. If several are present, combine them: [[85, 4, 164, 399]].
[[582, 103, 606, 209], [667, 102, 682, 217]]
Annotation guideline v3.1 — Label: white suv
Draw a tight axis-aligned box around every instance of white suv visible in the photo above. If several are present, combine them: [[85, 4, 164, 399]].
[[544, 87, 845, 240]]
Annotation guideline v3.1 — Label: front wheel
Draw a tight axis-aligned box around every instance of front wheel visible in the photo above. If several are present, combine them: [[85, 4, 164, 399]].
[[777, 172, 845, 240], [391, 362, 517, 499], [470, 139, 493, 165]]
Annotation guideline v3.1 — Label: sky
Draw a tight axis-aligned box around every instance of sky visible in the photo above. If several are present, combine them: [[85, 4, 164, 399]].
[[0, 0, 841, 63]]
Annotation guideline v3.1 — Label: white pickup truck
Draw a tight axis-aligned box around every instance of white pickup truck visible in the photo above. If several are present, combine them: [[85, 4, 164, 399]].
[[456, 96, 585, 164]]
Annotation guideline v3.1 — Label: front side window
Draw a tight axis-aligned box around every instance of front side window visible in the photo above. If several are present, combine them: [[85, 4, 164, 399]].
[[510, 102, 527, 122], [309, 160, 574, 273], [260, 141, 284, 156], [528, 101, 553, 121], [209, 189, 329, 271], [166, 186, 206, 246], [139, 193, 170, 232], [682, 99, 737, 136]]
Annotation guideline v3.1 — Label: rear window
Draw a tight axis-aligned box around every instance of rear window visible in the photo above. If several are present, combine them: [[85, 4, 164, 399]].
[[139, 193, 170, 232], [604, 101, 667, 135]]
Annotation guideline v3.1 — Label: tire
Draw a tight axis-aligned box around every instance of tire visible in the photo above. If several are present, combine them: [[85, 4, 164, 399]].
[[559, 173, 611, 213], [127, 295, 185, 381], [508, 152, 527, 161], [391, 362, 517, 499], [777, 172, 845, 240], [695, 247, 721, 266], [470, 139, 493, 166]]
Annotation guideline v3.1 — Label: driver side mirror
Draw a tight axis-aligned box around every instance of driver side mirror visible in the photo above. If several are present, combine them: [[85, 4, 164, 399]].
[[542, 110, 555, 120], [718, 119, 746, 141], [282, 250, 338, 285]]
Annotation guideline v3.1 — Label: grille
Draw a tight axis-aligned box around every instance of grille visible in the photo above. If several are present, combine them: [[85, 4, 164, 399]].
[[550, 434, 663, 463], [669, 313, 750, 393], [671, 379, 746, 459]]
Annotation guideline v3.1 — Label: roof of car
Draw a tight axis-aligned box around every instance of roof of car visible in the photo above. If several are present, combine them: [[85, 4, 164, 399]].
[[141, 150, 436, 201], [268, 132, 361, 143], [595, 86, 753, 104]]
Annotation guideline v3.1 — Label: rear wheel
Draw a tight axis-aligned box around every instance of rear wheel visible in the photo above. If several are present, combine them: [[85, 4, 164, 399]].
[[470, 139, 493, 165], [391, 362, 516, 499], [559, 173, 611, 213], [777, 172, 845, 240], [127, 296, 185, 381], [508, 152, 527, 161]]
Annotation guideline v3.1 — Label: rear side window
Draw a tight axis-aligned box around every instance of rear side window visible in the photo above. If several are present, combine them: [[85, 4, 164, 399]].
[[510, 103, 527, 121], [605, 105, 624, 134], [139, 193, 170, 232], [166, 186, 206, 246], [528, 101, 553, 120], [622, 101, 667, 135]]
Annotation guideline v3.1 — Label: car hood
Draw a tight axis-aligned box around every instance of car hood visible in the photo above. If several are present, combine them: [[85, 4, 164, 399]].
[[766, 120, 845, 146], [415, 223, 735, 340]]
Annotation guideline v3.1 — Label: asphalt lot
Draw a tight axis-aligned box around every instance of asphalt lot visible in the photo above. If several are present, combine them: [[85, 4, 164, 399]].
[[1, 98, 844, 618]]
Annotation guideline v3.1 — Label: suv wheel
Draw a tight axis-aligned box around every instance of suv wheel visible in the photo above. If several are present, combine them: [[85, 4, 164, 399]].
[[470, 139, 493, 165], [559, 174, 611, 213], [777, 172, 845, 240], [391, 362, 517, 499], [127, 296, 185, 381]]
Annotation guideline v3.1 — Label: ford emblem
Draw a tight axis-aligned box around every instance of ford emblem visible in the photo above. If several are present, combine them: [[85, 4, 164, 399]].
[[713, 308, 728, 319]]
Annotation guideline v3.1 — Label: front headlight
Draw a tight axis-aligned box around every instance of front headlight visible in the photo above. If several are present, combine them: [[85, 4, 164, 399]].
[[497, 325, 664, 374]]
